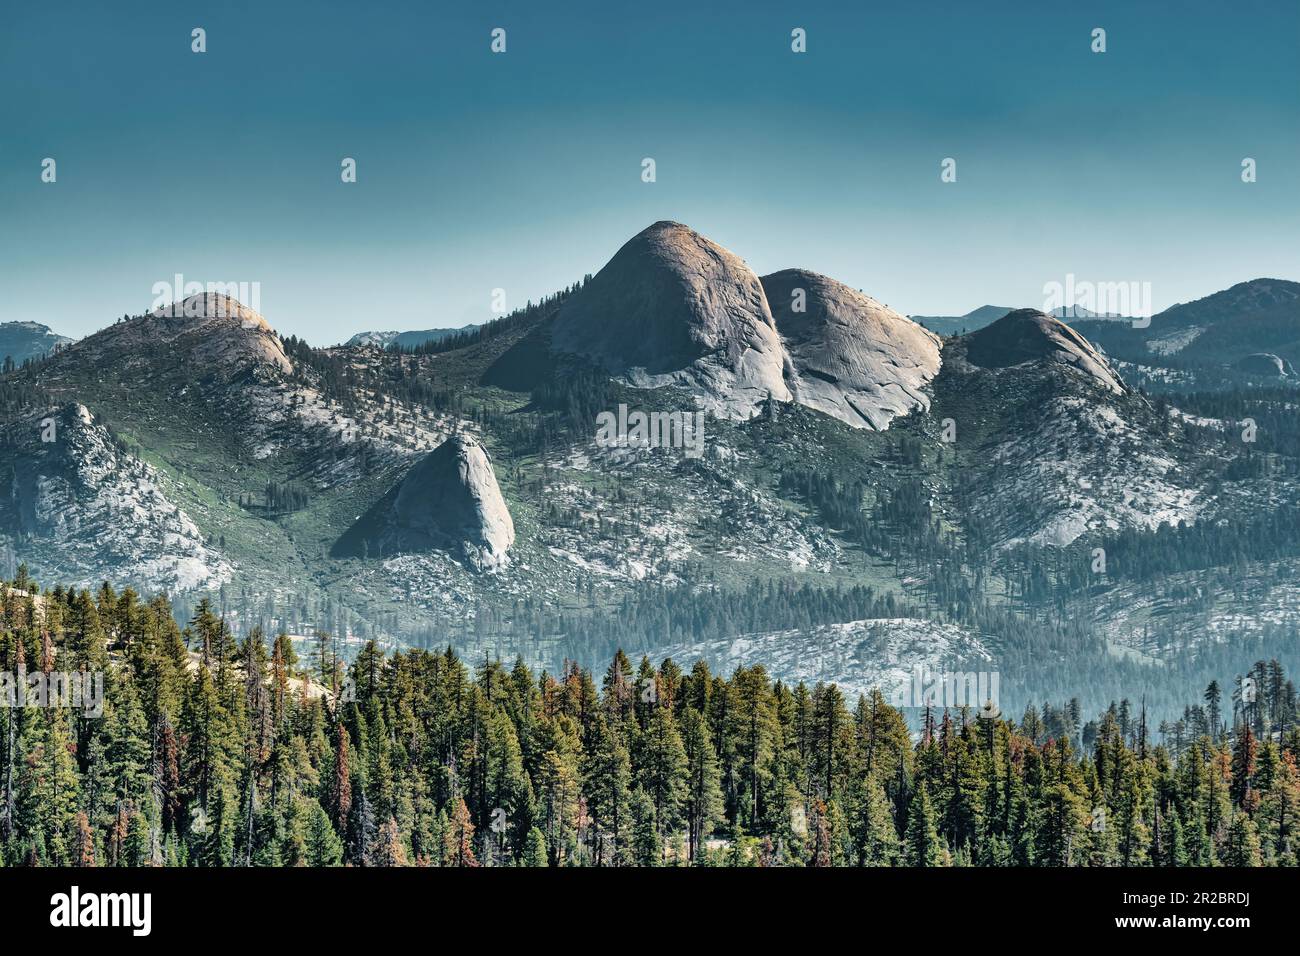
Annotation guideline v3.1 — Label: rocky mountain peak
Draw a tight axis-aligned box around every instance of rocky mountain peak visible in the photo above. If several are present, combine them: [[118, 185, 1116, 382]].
[[64, 292, 292, 375], [153, 292, 272, 328], [0, 402, 232, 591], [395, 433, 515, 571], [762, 268, 942, 430], [964, 308, 1123, 393], [337, 432, 515, 571], [550, 221, 791, 418]]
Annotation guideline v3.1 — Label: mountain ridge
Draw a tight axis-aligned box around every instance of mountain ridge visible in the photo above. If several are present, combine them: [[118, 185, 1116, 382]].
[[0, 222, 1292, 719], [344, 324, 481, 350]]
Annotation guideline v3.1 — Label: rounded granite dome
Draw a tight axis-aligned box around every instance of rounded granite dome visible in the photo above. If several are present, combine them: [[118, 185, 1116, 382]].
[[550, 221, 792, 418], [761, 268, 942, 431]]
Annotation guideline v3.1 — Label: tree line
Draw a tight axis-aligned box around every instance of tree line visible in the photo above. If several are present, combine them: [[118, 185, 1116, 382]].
[[0, 576, 1295, 867]]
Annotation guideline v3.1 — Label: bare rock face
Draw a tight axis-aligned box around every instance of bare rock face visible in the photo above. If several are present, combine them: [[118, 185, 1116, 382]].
[[762, 269, 942, 430], [388, 433, 515, 570], [551, 221, 791, 418], [964, 309, 1123, 393], [0, 403, 232, 591]]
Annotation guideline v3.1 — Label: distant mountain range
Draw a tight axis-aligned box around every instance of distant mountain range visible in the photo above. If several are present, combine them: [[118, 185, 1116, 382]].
[[911, 305, 1133, 336], [0, 321, 73, 364], [1, 223, 1296, 719], [1074, 278, 1300, 389], [344, 324, 480, 350]]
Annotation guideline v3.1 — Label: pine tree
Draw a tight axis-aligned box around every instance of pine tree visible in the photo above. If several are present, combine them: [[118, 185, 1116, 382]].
[[728, 666, 778, 832], [302, 799, 344, 866], [328, 723, 352, 832], [904, 785, 944, 867], [347, 788, 376, 866], [808, 798, 832, 867], [372, 817, 408, 867], [630, 787, 660, 867], [521, 826, 548, 867], [1222, 814, 1263, 866], [1231, 726, 1258, 807], [74, 811, 95, 866], [849, 772, 897, 865], [1205, 682, 1223, 742], [445, 796, 479, 867], [16, 707, 80, 864], [583, 716, 631, 865], [634, 701, 687, 856], [681, 707, 723, 861]]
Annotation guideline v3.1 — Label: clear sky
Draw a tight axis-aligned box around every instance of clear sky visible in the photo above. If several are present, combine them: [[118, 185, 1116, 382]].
[[3, 0, 1297, 344]]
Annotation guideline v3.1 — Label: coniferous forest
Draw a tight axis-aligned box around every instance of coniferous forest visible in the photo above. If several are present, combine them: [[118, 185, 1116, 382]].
[[2, 577, 1294, 868]]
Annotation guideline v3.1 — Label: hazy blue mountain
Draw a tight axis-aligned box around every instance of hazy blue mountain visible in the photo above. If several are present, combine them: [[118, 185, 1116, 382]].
[[1074, 278, 1300, 391], [912, 305, 1134, 336], [0, 321, 73, 364], [910, 305, 1015, 336]]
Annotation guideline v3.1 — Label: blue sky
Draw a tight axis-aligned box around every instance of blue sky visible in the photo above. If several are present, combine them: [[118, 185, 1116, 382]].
[[2, 0, 1297, 343]]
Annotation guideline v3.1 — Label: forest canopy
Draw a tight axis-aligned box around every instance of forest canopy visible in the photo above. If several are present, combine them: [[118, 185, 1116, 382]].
[[0, 574, 1294, 868]]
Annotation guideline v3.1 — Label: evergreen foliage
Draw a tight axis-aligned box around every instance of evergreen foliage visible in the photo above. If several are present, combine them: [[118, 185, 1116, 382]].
[[2, 577, 1295, 867]]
